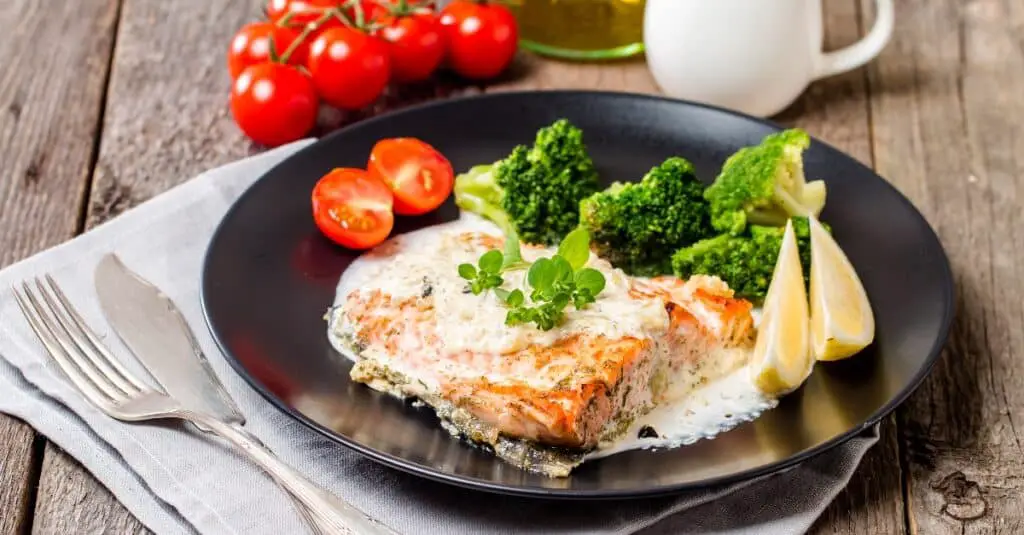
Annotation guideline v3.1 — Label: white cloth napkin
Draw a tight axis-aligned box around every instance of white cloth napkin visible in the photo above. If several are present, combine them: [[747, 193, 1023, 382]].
[[0, 141, 877, 535]]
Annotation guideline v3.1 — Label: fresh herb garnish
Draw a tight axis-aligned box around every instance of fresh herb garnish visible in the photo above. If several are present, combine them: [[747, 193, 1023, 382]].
[[458, 228, 607, 331], [458, 249, 504, 295], [458, 232, 525, 295], [505, 228, 606, 330]]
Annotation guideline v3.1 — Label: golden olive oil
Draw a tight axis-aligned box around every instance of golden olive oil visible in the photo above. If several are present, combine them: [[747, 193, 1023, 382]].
[[508, 0, 646, 60]]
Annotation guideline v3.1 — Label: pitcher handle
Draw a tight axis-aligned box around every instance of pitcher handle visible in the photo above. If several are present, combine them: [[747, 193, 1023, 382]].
[[814, 0, 894, 80]]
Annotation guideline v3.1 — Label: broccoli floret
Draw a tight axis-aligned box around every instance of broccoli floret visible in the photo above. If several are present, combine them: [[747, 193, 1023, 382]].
[[453, 119, 601, 245], [671, 217, 824, 301], [703, 129, 827, 235], [579, 157, 713, 276]]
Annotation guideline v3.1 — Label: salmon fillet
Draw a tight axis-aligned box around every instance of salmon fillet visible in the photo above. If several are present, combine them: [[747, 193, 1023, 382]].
[[330, 228, 755, 476]]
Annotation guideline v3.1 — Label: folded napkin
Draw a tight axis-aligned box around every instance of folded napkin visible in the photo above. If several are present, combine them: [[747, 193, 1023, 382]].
[[0, 141, 877, 535]]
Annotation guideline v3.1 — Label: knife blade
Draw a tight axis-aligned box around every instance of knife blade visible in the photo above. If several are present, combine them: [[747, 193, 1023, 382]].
[[94, 253, 243, 424]]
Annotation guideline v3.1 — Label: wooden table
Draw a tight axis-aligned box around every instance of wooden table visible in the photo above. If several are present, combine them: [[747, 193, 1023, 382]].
[[1, 0, 1021, 533]]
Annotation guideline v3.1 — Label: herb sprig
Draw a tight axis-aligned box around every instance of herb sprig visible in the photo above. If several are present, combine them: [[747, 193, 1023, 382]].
[[457, 230, 528, 295], [457, 227, 607, 331]]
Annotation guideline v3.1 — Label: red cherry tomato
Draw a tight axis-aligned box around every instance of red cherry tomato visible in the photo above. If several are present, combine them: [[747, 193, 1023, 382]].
[[378, 11, 446, 82], [230, 63, 318, 147], [266, 0, 340, 26], [227, 22, 307, 79], [368, 138, 454, 215], [346, 0, 390, 24], [307, 27, 390, 110], [439, 0, 518, 80], [312, 168, 395, 249]]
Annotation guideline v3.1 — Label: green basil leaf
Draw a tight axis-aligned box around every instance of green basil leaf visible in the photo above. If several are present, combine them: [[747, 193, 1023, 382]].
[[493, 288, 511, 301], [458, 264, 477, 280], [557, 227, 591, 271], [550, 292, 571, 310], [505, 309, 523, 326], [478, 250, 503, 274], [501, 230, 523, 269], [550, 256, 574, 283], [507, 289, 525, 307], [574, 268, 606, 296], [527, 258, 554, 291], [573, 289, 595, 310]]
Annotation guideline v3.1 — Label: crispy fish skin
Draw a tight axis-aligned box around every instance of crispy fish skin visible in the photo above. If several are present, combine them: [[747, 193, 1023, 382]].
[[333, 231, 755, 476]]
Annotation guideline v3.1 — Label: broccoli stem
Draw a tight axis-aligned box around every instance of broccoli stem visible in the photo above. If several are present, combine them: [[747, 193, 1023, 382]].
[[454, 191, 514, 236], [453, 165, 515, 236]]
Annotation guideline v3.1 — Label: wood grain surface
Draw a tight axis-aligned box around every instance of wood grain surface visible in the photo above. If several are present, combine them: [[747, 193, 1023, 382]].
[[1, 0, 1021, 532], [0, 0, 120, 534], [864, 0, 1024, 532], [25, 0, 257, 532]]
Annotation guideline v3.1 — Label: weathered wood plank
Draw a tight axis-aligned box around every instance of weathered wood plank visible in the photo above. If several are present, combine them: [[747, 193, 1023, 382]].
[[31, 0, 258, 532], [31, 444, 147, 535], [862, 0, 1024, 532], [487, 53, 658, 94], [0, 0, 120, 533], [82, 0, 258, 225], [0, 420, 36, 535]]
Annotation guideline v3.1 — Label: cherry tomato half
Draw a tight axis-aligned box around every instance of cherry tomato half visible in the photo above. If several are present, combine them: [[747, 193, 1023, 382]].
[[227, 22, 306, 79], [439, 0, 518, 80], [230, 63, 318, 147], [312, 168, 395, 249], [368, 138, 454, 215], [378, 11, 446, 82], [307, 27, 391, 110]]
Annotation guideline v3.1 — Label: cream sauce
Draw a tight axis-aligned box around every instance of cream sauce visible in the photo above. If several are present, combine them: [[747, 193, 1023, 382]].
[[331, 214, 667, 357], [327, 213, 776, 460]]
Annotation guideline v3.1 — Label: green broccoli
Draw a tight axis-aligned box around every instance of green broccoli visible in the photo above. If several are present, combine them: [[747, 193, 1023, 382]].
[[671, 217, 825, 301], [578, 157, 713, 276], [453, 119, 601, 245], [703, 129, 827, 235]]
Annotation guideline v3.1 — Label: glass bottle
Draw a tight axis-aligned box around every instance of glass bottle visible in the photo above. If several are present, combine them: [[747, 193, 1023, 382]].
[[508, 0, 646, 60]]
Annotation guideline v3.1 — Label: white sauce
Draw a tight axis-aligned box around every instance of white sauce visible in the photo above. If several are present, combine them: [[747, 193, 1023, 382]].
[[587, 367, 776, 459], [328, 213, 777, 461]]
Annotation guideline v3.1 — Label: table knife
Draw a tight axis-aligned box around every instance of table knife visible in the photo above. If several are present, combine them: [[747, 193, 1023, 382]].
[[93, 253, 243, 423], [93, 253, 396, 534]]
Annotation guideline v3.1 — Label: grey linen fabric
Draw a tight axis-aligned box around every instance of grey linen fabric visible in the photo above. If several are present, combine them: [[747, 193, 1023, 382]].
[[0, 141, 877, 535]]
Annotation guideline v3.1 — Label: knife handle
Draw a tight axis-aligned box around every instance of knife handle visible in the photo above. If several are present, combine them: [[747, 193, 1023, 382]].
[[189, 413, 398, 535]]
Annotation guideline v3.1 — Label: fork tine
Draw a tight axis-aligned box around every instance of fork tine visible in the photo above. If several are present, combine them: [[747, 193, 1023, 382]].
[[26, 279, 133, 403], [43, 275, 149, 392], [13, 285, 120, 413]]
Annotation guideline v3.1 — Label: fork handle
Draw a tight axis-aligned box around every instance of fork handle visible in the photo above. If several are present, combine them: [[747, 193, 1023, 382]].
[[188, 413, 397, 535]]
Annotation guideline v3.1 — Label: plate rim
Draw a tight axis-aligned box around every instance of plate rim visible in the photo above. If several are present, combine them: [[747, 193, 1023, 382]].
[[200, 89, 956, 499]]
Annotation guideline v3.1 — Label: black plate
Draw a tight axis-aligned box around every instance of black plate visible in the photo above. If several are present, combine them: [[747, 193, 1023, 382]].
[[201, 91, 953, 498]]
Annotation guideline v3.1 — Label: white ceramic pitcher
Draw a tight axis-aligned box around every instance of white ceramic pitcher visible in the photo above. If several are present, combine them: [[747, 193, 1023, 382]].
[[643, 0, 895, 117]]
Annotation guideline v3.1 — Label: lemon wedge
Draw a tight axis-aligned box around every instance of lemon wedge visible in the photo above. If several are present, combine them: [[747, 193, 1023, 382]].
[[808, 216, 875, 361], [749, 220, 814, 396]]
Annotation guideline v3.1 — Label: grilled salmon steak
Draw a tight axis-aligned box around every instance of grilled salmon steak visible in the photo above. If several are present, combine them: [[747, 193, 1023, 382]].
[[329, 225, 755, 476]]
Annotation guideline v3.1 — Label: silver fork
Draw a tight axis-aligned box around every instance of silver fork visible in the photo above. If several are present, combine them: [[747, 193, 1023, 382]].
[[13, 276, 398, 535]]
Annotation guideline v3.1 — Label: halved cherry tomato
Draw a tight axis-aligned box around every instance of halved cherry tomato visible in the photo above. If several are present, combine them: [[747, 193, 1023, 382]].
[[312, 168, 395, 249], [367, 138, 454, 215]]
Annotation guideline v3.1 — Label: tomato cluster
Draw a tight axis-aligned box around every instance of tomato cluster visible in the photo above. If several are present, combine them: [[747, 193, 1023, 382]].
[[313, 138, 455, 249], [227, 0, 519, 147]]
